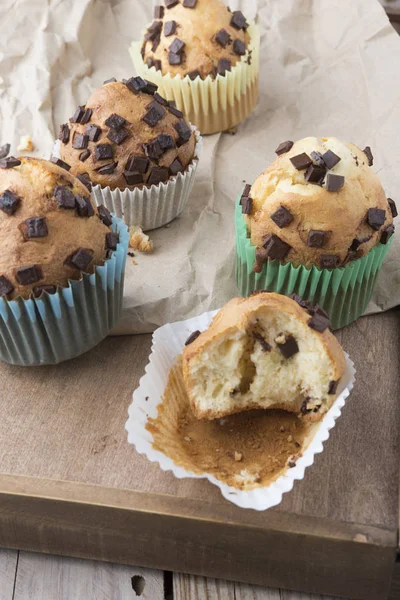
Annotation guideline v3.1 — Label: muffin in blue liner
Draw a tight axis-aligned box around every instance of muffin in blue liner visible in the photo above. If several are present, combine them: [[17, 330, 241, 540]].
[[0, 215, 129, 366]]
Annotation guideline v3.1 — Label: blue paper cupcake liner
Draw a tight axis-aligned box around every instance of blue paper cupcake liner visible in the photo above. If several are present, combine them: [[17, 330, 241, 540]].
[[0, 216, 129, 366]]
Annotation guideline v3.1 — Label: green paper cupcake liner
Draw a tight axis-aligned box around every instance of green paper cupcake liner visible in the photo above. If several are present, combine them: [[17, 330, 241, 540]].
[[235, 202, 394, 330], [0, 215, 129, 367]]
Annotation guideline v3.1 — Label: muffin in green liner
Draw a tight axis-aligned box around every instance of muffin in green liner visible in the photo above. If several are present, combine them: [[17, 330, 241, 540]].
[[235, 136, 396, 330]]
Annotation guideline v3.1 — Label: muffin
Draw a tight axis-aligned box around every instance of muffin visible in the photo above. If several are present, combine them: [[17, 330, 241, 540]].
[[182, 292, 346, 421], [0, 156, 129, 366], [57, 78, 201, 230], [130, 0, 260, 134], [235, 137, 396, 329]]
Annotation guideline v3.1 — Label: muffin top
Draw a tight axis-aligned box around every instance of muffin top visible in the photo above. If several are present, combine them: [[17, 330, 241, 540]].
[[141, 0, 251, 79], [58, 79, 196, 191], [0, 157, 115, 300], [241, 137, 396, 270]]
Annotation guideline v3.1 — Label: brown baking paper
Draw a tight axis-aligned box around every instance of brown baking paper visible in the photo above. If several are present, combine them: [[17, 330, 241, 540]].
[[1, 0, 398, 334]]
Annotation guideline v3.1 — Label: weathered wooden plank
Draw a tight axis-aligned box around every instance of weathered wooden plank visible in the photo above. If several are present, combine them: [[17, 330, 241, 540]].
[[234, 581, 280, 599], [13, 552, 164, 600], [174, 573, 235, 599], [0, 548, 18, 600]]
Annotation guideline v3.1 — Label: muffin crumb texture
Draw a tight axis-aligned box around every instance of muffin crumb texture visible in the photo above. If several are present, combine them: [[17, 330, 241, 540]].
[[0, 157, 114, 300], [142, 0, 251, 79], [241, 137, 396, 270], [59, 80, 196, 191]]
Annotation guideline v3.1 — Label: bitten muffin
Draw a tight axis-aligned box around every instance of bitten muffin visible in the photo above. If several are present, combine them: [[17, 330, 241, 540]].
[[241, 137, 396, 271], [0, 156, 116, 300], [142, 0, 250, 80], [58, 78, 196, 191], [182, 292, 346, 421]]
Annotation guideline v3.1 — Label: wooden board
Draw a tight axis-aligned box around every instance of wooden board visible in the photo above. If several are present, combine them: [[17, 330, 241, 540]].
[[0, 310, 399, 600]]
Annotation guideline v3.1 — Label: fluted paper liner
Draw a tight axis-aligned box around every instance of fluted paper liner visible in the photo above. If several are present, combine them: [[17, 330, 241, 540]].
[[235, 202, 394, 330], [126, 309, 355, 511], [130, 24, 260, 135], [0, 216, 129, 367]]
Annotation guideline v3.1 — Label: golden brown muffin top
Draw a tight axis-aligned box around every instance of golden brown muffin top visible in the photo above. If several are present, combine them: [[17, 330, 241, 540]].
[[240, 137, 396, 270], [0, 157, 114, 300], [141, 0, 251, 79], [58, 79, 196, 191]]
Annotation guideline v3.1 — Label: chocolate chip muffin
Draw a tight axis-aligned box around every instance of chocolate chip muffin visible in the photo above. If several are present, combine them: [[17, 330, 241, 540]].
[[0, 157, 114, 300], [235, 137, 396, 329], [58, 78, 196, 191], [142, 0, 250, 80]]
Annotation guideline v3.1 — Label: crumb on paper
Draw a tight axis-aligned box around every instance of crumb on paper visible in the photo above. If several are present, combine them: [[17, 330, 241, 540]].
[[17, 135, 34, 152], [129, 226, 153, 253], [234, 452, 243, 462], [224, 126, 237, 135], [127, 251, 135, 257], [131, 258, 137, 265]]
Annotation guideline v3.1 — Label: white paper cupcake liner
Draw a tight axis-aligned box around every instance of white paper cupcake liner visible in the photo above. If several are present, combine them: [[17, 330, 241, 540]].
[[130, 24, 260, 135], [126, 309, 356, 511]]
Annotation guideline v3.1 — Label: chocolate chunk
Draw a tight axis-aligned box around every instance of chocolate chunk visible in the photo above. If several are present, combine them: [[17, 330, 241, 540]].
[[70, 106, 86, 123], [50, 156, 71, 171], [105, 113, 126, 129], [183, 0, 197, 6], [328, 380, 338, 395], [217, 58, 231, 76], [33, 285, 57, 298], [230, 10, 248, 30], [310, 151, 325, 166], [81, 108, 92, 125], [164, 20, 177, 36], [165, 0, 179, 7], [75, 196, 94, 217], [55, 186, 75, 209], [363, 146, 373, 166], [146, 57, 156, 69], [143, 139, 163, 161], [319, 254, 340, 269], [215, 29, 231, 47], [174, 120, 192, 146], [98, 205, 112, 226], [241, 183, 252, 202], [59, 124, 70, 144], [367, 207, 385, 230], [271, 206, 293, 228], [253, 248, 268, 273], [168, 52, 182, 66], [68, 248, 93, 271], [79, 149, 91, 162], [0, 275, 14, 297], [152, 35, 161, 53], [388, 198, 398, 218], [77, 173, 92, 190], [381, 224, 395, 244], [126, 156, 149, 173], [300, 398, 311, 415], [143, 103, 166, 127], [25, 217, 48, 239], [0, 156, 21, 169], [325, 173, 344, 192], [157, 134, 175, 150], [289, 294, 314, 313], [321, 149, 341, 169], [124, 171, 144, 186], [104, 77, 117, 84], [169, 157, 184, 176], [85, 124, 102, 142], [16, 265, 43, 286], [125, 76, 157, 95], [73, 133, 89, 150], [275, 140, 293, 156], [307, 230, 329, 248], [106, 232, 119, 250], [253, 332, 271, 352], [308, 306, 330, 333], [107, 128, 130, 145], [169, 38, 185, 54], [241, 197, 253, 215], [0, 190, 20, 215], [305, 164, 326, 184], [233, 39, 246, 56], [263, 234, 291, 261], [148, 167, 169, 186], [153, 59, 162, 71], [290, 153, 312, 171], [154, 5, 164, 18], [277, 335, 299, 359], [96, 162, 118, 175], [188, 70, 201, 80], [95, 144, 114, 161], [153, 92, 169, 107], [145, 20, 163, 41], [350, 236, 371, 251], [352, 154, 359, 167], [168, 103, 183, 118], [185, 330, 201, 345]]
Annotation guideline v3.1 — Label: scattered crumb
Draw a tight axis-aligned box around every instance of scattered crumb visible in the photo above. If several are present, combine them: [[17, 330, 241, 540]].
[[17, 135, 34, 152], [131, 258, 137, 265], [275, 333, 286, 345], [145, 396, 149, 402], [225, 126, 237, 135], [234, 452, 243, 462], [288, 460, 296, 468], [129, 225, 153, 253], [127, 251, 135, 257]]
